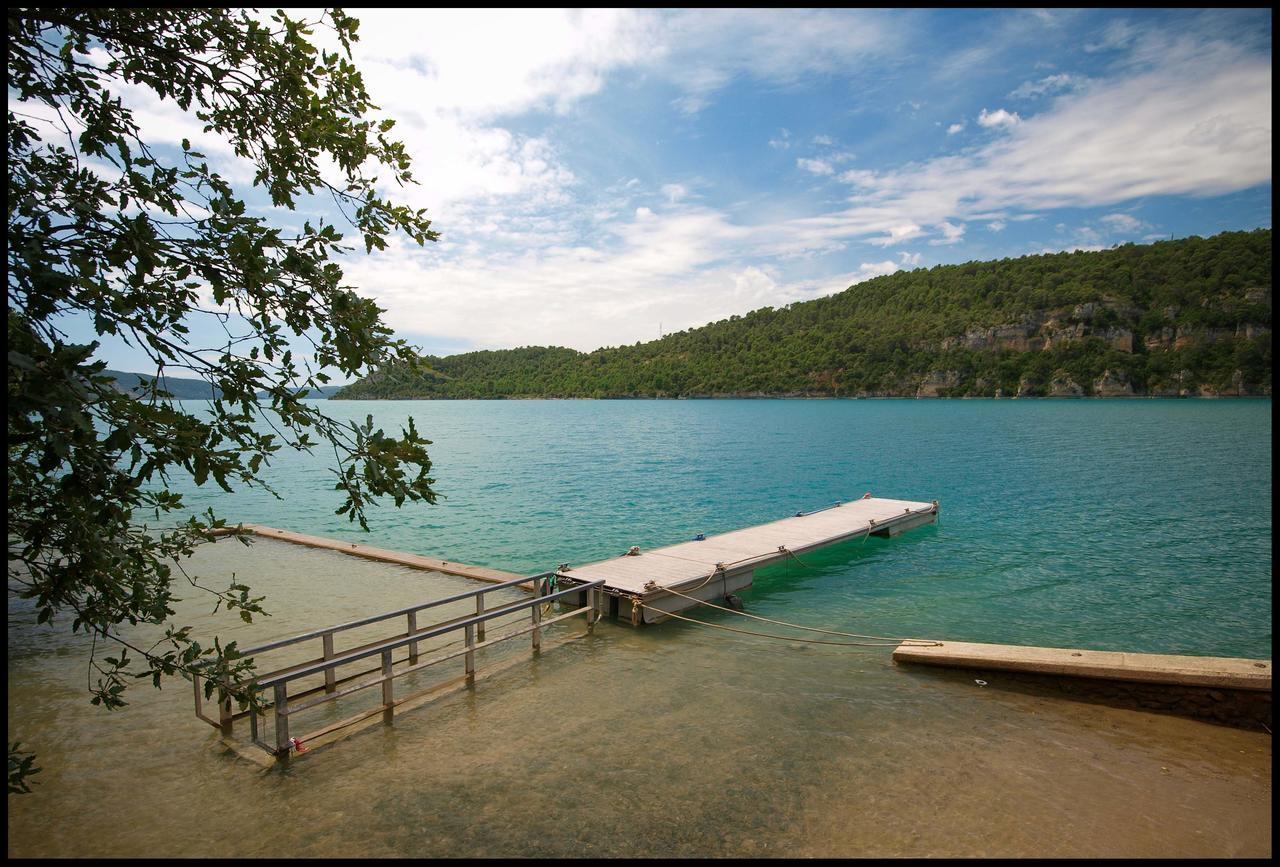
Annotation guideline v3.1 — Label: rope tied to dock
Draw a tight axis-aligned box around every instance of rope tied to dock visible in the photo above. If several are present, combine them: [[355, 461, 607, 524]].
[[640, 603, 939, 648], [651, 584, 940, 646]]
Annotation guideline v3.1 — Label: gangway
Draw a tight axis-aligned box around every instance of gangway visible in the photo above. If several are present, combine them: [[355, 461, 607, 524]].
[[193, 572, 602, 759]]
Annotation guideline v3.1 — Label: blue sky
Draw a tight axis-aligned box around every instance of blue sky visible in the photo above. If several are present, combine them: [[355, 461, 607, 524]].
[[32, 8, 1273, 376]]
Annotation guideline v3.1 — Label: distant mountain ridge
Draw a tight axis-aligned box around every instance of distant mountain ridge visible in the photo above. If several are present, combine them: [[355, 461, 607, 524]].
[[104, 369, 222, 399], [335, 229, 1271, 400], [104, 370, 341, 399]]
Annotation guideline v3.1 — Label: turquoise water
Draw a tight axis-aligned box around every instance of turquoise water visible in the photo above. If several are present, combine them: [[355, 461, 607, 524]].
[[8, 398, 1272, 857], [174, 398, 1272, 658]]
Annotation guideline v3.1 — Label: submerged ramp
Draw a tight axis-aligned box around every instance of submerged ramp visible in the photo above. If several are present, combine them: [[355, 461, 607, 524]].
[[892, 640, 1272, 691], [892, 640, 1272, 728], [557, 496, 938, 625]]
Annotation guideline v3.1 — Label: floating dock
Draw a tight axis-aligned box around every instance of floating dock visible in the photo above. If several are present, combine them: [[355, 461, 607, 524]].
[[557, 496, 938, 625]]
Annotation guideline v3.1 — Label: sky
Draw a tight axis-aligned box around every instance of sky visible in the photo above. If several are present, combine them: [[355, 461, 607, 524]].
[[29, 7, 1275, 376]]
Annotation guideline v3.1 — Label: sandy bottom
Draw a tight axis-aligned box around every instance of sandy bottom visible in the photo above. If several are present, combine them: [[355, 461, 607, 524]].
[[7, 537, 1271, 858]]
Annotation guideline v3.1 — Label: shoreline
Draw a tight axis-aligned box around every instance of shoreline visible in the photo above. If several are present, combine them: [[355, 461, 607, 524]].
[[328, 393, 1274, 401]]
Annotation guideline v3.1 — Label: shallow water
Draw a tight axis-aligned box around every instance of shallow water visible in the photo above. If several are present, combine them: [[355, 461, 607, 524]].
[[7, 399, 1272, 857]]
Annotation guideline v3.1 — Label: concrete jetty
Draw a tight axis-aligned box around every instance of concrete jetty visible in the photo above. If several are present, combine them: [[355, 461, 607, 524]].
[[891, 640, 1271, 690], [893, 640, 1272, 727]]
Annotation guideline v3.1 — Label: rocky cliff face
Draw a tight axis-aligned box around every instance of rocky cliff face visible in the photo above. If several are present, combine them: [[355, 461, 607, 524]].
[[941, 300, 1146, 355], [921, 289, 1270, 397]]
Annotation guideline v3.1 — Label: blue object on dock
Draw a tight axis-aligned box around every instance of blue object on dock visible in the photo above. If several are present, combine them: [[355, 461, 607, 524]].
[[693, 533, 705, 541]]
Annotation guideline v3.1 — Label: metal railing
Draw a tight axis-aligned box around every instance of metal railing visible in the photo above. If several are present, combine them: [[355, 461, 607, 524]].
[[193, 572, 603, 757]]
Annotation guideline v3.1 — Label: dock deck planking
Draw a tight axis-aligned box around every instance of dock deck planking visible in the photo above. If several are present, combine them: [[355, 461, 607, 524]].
[[557, 496, 938, 622]]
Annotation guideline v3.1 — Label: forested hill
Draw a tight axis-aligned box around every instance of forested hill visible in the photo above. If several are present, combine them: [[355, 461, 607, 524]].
[[337, 229, 1272, 400]]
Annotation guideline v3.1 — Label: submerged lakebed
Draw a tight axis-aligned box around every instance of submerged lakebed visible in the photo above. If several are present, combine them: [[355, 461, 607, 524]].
[[7, 398, 1272, 857]]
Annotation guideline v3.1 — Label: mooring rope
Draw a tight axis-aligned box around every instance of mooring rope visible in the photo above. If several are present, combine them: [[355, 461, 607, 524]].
[[654, 584, 940, 645], [639, 603, 937, 647]]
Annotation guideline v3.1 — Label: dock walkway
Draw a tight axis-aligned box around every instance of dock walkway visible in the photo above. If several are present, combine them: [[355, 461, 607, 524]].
[[558, 496, 938, 624]]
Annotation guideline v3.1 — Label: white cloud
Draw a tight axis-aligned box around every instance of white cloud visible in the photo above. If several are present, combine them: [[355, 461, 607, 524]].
[[350, 10, 659, 120], [1009, 73, 1082, 99], [977, 108, 1022, 128], [1085, 19, 1139, 54], [341, 202, 900, 351], [946, 122, 966, 135], [930, 221, 966, 245], [672, 95, 709, 116], [868, 224, 925, 247], [768, 128, 792, 149], [812, 134, 835, 146], [1099, 213, 1148, 232], [837, 169, 878, 187], [898, 251, 923, 267], [1063, 224, 1105, 247], [797, 158, 835, 176], [987, 220, 1007, 232], [344, 22, 632, 215], [661, 183, 689, 203], [849, 261, 901, 282], [815, 30, 1269, 251], [658, 9, 901, 114], [1033, 242, 1108, 254]]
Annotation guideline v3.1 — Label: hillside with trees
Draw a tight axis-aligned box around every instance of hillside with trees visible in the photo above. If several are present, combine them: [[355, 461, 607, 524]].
[[337, 229, 1272, 400]]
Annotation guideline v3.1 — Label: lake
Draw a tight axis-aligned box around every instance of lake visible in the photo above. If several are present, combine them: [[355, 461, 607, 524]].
[[7, 398, 1272, 856]]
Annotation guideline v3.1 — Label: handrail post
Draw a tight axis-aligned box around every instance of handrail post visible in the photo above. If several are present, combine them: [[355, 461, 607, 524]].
[[464, 623, 475, 685], [273, 682, 290, 756], [322, 632, 336, 694], [381, 650, 394, 722], [193, 673, 203, 719], [218, 678, 234, 736], [475, 592, 485, 643], [531, 576, 543, 654], [587, 586, 598, 634], [407, 611, 419, 665], [249, 684, 260, 745]]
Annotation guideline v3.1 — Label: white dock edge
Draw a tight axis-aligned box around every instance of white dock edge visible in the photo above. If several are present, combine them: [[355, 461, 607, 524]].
[[892, 640, 1272, 691]]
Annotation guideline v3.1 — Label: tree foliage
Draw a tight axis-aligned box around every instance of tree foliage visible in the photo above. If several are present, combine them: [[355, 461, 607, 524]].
[[8, 8, 440, 790], [339, 230, 1271, 400]]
